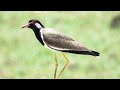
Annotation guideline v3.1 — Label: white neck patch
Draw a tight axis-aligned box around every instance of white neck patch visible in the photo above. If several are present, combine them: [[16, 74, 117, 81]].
[[35, 23, 42, 29]]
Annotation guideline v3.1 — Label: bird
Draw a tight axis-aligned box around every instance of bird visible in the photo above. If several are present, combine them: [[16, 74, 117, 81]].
[[21, 19, 100, 79]]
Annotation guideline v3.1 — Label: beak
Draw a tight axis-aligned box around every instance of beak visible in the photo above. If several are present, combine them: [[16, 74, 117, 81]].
[[21, 22, 33, 29], [21, 23, 30, 29]]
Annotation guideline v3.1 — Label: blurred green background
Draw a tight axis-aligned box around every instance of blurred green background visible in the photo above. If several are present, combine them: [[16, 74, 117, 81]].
[[0, 11, 120, 79]]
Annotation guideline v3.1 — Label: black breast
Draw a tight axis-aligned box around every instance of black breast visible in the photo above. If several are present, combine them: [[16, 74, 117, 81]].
[[33, 28, 44, 46]]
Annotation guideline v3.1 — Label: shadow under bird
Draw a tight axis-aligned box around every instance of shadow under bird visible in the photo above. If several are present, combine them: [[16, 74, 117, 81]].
[[21, 19, 100, 79]]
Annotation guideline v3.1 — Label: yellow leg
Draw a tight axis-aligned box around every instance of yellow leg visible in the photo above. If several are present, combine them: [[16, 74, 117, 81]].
[[54, 53, 58, 79], [58, 53, 70, 79]]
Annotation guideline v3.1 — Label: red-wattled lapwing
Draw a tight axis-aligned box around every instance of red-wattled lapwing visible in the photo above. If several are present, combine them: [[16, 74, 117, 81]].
[[21, 19, 100, 79]]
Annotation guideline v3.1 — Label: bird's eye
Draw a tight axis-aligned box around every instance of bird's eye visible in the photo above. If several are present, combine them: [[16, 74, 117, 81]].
[[35, 23, 42, 29]]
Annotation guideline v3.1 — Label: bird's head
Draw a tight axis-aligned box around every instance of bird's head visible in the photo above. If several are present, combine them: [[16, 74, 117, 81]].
[[21, 19, 44, 30]]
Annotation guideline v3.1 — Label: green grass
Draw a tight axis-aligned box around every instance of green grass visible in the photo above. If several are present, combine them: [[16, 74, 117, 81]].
[[0, 11, 120, 79]]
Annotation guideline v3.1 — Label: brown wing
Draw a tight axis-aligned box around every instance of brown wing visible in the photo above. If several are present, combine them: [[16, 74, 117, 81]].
[[42, 28, 90, 51]]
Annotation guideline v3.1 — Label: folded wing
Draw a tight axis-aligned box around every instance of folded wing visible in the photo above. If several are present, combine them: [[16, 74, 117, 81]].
[[42, 28, 99, 56]]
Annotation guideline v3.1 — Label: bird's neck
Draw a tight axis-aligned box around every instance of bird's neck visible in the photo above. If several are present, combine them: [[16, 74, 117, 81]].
[[32, 28, 44, 46]]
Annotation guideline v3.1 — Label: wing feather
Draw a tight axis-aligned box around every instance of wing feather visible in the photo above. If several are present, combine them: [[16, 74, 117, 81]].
[[42, 28, 91, 52]]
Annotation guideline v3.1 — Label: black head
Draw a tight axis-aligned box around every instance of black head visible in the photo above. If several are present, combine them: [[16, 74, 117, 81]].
[[21, 19, 45, 30]]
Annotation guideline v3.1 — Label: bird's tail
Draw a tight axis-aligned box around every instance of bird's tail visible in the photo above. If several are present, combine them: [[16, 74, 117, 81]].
[[61, 50, 100, 56], [91, 51, 100, 56]]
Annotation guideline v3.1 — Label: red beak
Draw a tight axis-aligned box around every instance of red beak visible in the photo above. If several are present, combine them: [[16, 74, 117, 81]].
[[21, 22, 33, 29], [21, 23, 30, 28]]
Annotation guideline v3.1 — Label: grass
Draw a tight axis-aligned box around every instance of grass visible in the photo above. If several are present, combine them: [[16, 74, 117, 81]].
[[0, 11, 120, 79]]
